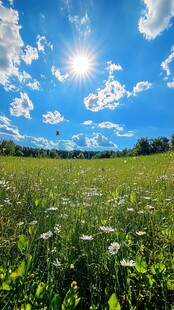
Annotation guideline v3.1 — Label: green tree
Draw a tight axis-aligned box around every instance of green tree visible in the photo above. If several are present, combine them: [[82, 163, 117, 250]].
[[170, 134, 174, 151]]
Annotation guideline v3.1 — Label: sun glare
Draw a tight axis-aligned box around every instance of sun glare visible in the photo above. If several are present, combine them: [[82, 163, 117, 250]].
[[68, 48, 95, 81], [72, 55, 90, 75]]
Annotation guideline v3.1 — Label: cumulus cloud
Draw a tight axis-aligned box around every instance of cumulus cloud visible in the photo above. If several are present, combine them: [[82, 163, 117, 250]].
[[51, 66, 69, 82], [161, 45, 174, 76], [133, 81, 152, 96], [72, 132, 117, 149], [69, 12, 91, 39], [0, 115, 24, 140], [138, 0, 174, 40], [0, 4, 23, 85], [10, 92, 34, 118], [42, 110, 64, 124], [30, 136, 76, 151], [84, 79, 126, 112], [84, 60, 152, 111], [21, 45, 39, 65]]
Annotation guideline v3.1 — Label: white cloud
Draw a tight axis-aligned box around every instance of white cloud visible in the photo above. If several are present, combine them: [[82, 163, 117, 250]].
[[0, 4, 23, 85], [84, 61, 152, 111], [161, 45, 174, 76], [84, 79, 126, 112], [36, 35, 53, 52], [21, 45, 39, 65], [107, 61, 122, 76], [72, 132, 118, 149], [10, 92, 34, 118], [30, 136, 76, 151], [42, 110, 64, 124], [51, 66, 69, 82], [68, 12, 91, 39], [114, 130, 134, 137], [138, 0, 174, 40], [26, 80, 40, 90], [82, 120, 93, 126], [133, 81, 152, 96], [167, 80, 174, 88], [0, 115, 24, 140], [18, 71, 32, 83], [97, 121, 124, 131]]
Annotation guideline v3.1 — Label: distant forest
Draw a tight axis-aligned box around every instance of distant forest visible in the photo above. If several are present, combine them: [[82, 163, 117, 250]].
[[0, 135, 174, 159]]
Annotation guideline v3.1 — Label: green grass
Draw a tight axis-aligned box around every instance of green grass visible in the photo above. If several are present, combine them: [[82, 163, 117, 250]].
[[0, 153, 174, 309]]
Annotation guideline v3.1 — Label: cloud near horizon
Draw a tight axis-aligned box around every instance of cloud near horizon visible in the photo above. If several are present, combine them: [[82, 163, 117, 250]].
[[72, 132, 118, 149]]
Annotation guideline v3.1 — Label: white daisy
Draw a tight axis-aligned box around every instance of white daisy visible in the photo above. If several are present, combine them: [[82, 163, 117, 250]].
[[108, 242, 120, 254]]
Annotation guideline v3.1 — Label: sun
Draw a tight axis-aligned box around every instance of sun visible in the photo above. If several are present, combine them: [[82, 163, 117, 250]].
[[71, 55, 90, 76], [68, 48, 95, 81]]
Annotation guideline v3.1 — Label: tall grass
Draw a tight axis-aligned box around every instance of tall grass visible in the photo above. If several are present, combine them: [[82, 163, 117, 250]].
[[0, 153, 174, 309]]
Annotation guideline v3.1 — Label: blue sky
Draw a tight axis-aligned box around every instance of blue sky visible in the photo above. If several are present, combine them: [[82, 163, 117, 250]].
[[0, 0, 174, 151]]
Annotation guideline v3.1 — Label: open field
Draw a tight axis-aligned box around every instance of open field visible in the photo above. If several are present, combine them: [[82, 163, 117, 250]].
[[0, 154, 174, 309]]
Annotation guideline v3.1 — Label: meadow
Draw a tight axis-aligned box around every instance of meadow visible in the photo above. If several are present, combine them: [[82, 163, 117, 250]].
[[0, 153, 174, 309]]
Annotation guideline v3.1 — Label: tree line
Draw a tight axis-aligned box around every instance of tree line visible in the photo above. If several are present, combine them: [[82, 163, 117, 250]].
[[0, 135, 174, 159]]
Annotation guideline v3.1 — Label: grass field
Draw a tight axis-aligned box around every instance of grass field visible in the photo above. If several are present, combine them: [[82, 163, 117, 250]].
[[0, 153, 174, 309]]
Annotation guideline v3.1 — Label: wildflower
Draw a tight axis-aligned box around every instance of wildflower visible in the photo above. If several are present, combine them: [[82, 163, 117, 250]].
[[80, 234, 93, 241], [100, 226, 114, 233], [136, 231, 146, 236], [145, 205, 154, 210], [120, 259, 135, 267], [53, 258, 61, 267], [127, 208, 134, 212], [71, 281, 77, 288], [54, 224, 61, 233], [45, 207, 58, 212], [30, 220, 38, 225], [40, 230, 53, 239], [108, 242, 120, 254]]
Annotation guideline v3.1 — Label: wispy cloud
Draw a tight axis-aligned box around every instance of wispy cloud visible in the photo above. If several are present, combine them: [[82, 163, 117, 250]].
[[114, 130, 134, 137], [36, 35, 53, 52], [161, 45, 174, 76], [42, 110, 64, 124], [0, 115, 24, 140], [51, 66, 69, 82], [10, 92, 34, 119], [68, 12, 91, 39], [138, 0, 174, 40], [82, 120, 134, 138]]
